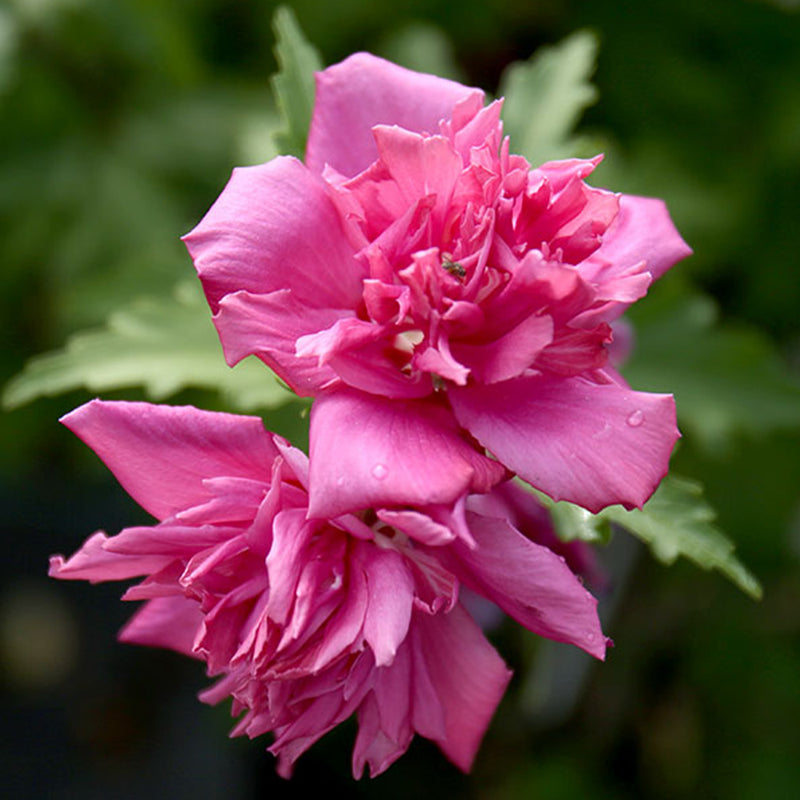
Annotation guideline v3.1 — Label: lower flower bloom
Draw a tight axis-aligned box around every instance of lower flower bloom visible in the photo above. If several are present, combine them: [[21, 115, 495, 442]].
[[50, 400, 607, 777]]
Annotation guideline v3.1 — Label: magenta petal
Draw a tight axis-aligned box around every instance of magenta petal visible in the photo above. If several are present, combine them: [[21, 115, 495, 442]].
[[360, 545, 415, 667], [105, 523, 235, 556], [412, 605, 511, 772], [371, 645, 413, 747], [272, 437, 310, 490], [352, 692, 412, 778], [328, 342, 435, 398], [270, 689, 360, 777], [61, 401, 278, 520], [408, 628, 446, 739], [454, 512, 606, 658], [215, 289, 347, 394], [376, 509, 456, 546], [587, 194, 692, 283], [308, 390, 506, 517], [450, 375, 679, 512], [358, 644, 416, 776], [469, 480, 606, 588], [451, 313, 554, 384], [183, 157, 362, 312], [309, 560, 369, 672], [296, 316, 387, 365], [49, 531, 170, 582], [118, 596, 204, 657], [265, 509, 315, 626], [371, 125, 463, 211], [307, 52, 482, 178]]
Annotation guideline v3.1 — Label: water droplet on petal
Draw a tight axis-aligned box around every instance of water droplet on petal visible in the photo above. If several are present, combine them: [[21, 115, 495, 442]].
[[587, 633, 596, 643], [626, 409, 645, 427], [372, 463, 388, 480]]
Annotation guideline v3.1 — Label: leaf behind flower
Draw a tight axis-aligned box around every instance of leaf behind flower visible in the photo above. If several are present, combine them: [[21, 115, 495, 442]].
[[2, 282, 293, 412], [377, 21, 466, 83], [499, 30, 599, 165], [603, 476, 762, 600], [270, 6, 323, 158], [541, 475, 762, 600]]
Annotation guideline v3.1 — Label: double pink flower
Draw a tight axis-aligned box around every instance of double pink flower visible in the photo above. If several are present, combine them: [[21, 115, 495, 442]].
[[184, 53, 690, 514], [51, 52, 690, 778], [51, 400, 605, 777]]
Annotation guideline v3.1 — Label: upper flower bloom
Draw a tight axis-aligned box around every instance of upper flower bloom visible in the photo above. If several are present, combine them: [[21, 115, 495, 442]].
[[184, 53, 691, 513], [50, 400, 606, 778]]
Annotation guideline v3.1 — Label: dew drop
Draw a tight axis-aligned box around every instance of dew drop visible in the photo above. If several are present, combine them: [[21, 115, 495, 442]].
[[626, 409, 645, 428], [587, 633, 596, 643], [372, 463, 388, 481]]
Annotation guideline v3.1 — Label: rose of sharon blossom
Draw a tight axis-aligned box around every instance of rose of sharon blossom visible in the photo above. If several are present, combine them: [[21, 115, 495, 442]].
[[50, 400, 606, 778], [184, 53, 691, 515]]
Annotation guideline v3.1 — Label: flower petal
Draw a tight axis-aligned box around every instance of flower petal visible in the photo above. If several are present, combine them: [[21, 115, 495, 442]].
[[118, 596, 204, 657], [469, 481, 605, 587], [215, 289, 347, 394], [451, 312, 554, 384], [376, 508, 457, 546], [308, 389, 506, 517], [453, 511, 606, 658], [183, 156, 362, 313], [327, 340, 435, 398], [411, 605, 511, 772], [371, 125, 463, 217], [352, 691, 412, 778], [61, 400, 278, 520], [49, 531, 170, 582], [307, 560, 368, 672], [307, 52, 482, 178], [450, 374, 678, 512], [296, 316, 387, 365], [104, 523, 236, 556], [360, 544, 415, 668], [265, 509, 316, 626], [585, 194, 692, 284]]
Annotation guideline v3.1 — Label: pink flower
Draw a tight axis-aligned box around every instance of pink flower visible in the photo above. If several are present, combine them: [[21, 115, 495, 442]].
[[50, 400, 606, 777], [184, 53, 691, 514]]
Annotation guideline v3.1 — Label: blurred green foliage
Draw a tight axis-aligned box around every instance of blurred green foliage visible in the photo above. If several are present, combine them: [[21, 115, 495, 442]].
[[2, 281, 294, 411], [270, 5, 321, 158], [1, 1, 799, 798], [499, 30, 599, 164], [541, 475, 762, 600]]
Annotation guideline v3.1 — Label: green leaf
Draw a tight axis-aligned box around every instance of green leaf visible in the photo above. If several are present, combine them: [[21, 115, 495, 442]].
[[270, 6, 322, 158], [499, 30, 599, 165], [604, 476, 762, 599], [2, 282, 294, 413], [378, 21, 465, 83], [624, 281, 800, 452], [539, 473, 761, 599], [532, 487, 613, 545]]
